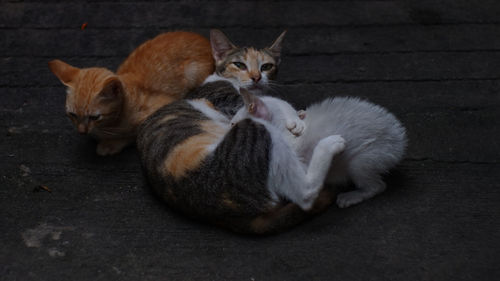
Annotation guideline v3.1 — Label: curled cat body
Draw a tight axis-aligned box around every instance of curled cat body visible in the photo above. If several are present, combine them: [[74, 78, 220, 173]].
[[232, 92, 408, 208], [138, 30, 339, 234], [48, 31, 214, 155], [138, 93, 344, 234]]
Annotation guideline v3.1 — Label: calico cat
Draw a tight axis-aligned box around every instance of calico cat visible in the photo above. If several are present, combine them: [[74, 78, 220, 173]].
[[232, 91, 407, 208], [48, 31, 214, 155], [137, 91, 345, 233], [137, 30, 342, 233], [184, 29, 304, 134], [207, 29, 286, 95]]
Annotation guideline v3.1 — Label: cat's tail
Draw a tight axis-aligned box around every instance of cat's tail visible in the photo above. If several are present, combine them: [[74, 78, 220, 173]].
[[226, 187, 336, 235]]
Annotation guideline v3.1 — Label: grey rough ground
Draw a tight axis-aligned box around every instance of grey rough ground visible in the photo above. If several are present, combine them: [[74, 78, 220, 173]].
[[1, 1, 499, 280]]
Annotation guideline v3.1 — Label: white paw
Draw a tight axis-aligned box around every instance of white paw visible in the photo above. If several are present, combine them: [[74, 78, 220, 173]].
[[299, 190, 319, 211], [317, 135, 346, 154], [336, 191, 365, 208], [286, 119, 306, 136], [297, 110, 306, 120]]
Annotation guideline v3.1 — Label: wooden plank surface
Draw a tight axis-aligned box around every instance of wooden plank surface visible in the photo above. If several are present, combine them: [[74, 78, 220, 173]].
[[1, 1, 499, 280]]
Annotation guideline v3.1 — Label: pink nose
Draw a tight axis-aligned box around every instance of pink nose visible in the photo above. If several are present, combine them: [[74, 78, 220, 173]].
[[251, 75, 261, 82]]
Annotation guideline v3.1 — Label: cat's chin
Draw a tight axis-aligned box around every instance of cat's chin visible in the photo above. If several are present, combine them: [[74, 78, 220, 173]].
[[244, 85, 266, 95]]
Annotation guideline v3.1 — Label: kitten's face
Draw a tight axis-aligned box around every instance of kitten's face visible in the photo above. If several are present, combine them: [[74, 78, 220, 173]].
[[48, 60, 124, 135], [210, 30, 286, 94], [231, 89, 297, 136]]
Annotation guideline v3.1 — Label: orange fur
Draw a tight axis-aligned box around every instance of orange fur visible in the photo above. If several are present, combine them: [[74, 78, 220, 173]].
[[163, 120, 227, 179], [48, 31, 214, 155]]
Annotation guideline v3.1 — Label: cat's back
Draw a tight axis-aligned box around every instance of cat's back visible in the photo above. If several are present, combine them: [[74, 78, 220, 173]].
[[298, 96, 406, 165], [137, 98, 274, 225], [305, 97, 405, 140], [117, 31, 214, 97]]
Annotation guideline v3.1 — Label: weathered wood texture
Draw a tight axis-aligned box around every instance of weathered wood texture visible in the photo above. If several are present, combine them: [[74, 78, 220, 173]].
[[1, 1, 499, 281]]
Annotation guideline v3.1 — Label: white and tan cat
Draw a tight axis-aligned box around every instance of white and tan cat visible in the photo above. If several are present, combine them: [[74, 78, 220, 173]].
[[49, 31, 214, 155], [203, 29, 286, 95]]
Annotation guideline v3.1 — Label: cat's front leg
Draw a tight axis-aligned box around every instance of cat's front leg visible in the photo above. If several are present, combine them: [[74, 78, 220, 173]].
[[297, 110, 306, 120], [285, 113, 306, 136], [96, 139, 132, 156]]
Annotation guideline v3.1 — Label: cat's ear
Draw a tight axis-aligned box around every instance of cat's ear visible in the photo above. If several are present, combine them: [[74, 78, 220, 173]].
[[239, 88, 270, 120], [97, 77, 124, 102], [48, 59, 80, 86], [210, 29, 236, 62], [267, 30, 287, 65]]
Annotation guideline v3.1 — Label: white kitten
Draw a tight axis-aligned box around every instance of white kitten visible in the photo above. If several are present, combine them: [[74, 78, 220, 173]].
[[231, 89, 345, 210], [234, 90, 407, 208]]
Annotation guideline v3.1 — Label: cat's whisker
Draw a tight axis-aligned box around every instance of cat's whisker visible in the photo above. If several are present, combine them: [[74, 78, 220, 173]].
[[96, 130, 121, 136]]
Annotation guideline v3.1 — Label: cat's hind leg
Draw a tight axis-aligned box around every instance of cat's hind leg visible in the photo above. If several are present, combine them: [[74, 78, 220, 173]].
[[298, 135, 345, 209], [336, 172, 386, 208]]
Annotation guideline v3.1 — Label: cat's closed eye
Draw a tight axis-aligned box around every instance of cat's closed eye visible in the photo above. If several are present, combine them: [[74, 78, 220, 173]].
[[260, 63, 274, 71], [67, 112, 77, 119], [233, 62, 247, 70], [89, 115, 101, 121]]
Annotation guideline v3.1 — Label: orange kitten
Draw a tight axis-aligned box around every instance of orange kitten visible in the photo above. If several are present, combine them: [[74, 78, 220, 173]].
[[48, 31, 214, 155]]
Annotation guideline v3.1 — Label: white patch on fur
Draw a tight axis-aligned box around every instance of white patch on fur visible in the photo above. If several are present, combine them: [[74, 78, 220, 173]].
[[187, 99, 230, 126], [203, 73, 239, 90], [187, 99, 231, 153]]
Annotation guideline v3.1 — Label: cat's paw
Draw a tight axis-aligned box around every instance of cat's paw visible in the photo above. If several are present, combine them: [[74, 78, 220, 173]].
[[96, 140, 129, 156], [336, 191, 366, 208], [317, 135, 346, 154], [286, 118, 306, 136], [299, 189, 320, 211], [297, 110, 306, 120]]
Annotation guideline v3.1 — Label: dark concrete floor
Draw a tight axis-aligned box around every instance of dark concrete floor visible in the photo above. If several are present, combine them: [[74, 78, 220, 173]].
[[1, 1, 499, 280]]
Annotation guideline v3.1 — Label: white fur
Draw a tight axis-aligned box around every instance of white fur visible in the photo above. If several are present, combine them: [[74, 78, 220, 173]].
[[232, 95, 407, 208], [279, 96, 407, 208], [231, 98, 345, 210], [187, 99, 230, 127], [187, 99, 231, 153]]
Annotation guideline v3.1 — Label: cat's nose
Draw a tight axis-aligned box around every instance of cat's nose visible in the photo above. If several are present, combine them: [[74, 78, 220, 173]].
[[77, 124, 88, 134], [251, 75, 261, 83]]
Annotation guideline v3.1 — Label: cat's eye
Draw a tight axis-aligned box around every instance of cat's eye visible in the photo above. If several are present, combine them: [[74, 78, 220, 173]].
[[260, 63, 274, 71], [67, 112, 77, 119], [89, 115, 101, 121], [233, 62, 247, 70]]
